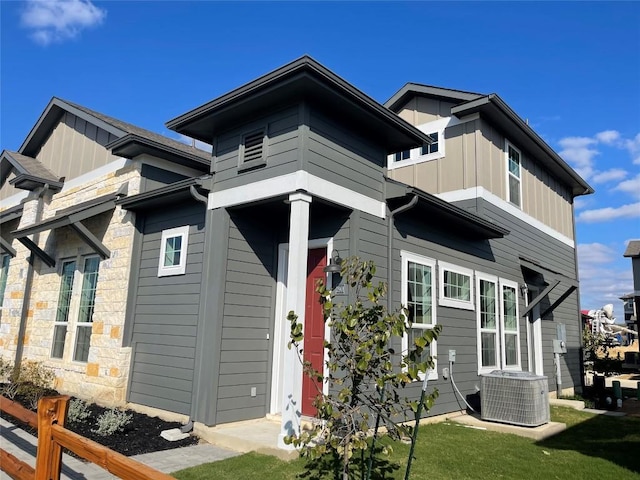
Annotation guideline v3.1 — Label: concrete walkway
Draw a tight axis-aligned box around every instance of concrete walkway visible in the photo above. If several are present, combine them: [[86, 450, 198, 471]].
[[0, 416, 239, 479]]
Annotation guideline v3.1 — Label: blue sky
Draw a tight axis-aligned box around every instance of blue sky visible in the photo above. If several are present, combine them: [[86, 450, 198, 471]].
[[1, 1, 639, 318]]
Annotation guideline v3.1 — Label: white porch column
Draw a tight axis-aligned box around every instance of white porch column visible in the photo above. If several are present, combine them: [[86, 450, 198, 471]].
[[278, 191, 312, 449]]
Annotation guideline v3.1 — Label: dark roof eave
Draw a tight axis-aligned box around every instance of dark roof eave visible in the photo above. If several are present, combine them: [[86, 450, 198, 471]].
[[451, 95, 594, 197], [384, 83, 484, 111], [107, 134, 211, 171], [117, 176, 211, 211], [0, 204, 24, 224], [9, 173, 64, 192], [166, 56, 431, 150]]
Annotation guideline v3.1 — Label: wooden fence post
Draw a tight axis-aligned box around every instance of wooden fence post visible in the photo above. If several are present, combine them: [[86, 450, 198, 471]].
[[35, 395, 69, 480]]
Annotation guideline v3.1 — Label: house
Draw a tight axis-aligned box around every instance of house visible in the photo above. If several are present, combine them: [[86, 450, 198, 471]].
[[623, 240, 640, 339], [1, 56, 593, 449], [116, 56, 592, 446], [0, 98, 210, 404]]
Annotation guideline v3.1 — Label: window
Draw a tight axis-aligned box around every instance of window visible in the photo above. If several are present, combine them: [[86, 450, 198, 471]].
[[239, 128, 267, 170], [420, 132, 439, 155], [52, 257, 101, 362], [52, 260, 75, 358], [0, 254, 10, 307], [73, 257, 100, 362], [401, 252, 437, 380], [394, 150, 411, 162], [476, 274, 521, 373], [506, 141, 522, 207], [158, 226, 190, 277], [439, 262, 474, 310]]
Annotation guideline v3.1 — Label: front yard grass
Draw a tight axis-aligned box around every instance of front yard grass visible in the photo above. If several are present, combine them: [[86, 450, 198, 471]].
[[173, 406, 640, 480]]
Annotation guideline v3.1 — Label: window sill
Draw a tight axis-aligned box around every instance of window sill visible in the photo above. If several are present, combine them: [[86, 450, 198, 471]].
[[439, 297, 474, 310]]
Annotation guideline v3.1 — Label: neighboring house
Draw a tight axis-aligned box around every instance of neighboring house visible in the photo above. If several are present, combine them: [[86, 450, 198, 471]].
[[0, 98, 210, 404], [114, 56, 592, 447], [623, 241, 640, 339]]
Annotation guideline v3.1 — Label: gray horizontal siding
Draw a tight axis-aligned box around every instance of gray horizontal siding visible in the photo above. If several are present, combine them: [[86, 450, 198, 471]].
[[380, 198, 581, 417], [306, 110, 386, 201], [127, 202, 205, 416], [213, 106, 300, 191], [215, 213, 276, 424]]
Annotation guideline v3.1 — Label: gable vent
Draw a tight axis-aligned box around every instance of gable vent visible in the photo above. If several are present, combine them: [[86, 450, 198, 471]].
[[243, 131, 264, 163]]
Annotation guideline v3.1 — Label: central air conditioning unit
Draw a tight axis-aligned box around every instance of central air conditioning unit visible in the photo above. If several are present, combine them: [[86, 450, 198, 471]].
[[481, 370, 549, 427]]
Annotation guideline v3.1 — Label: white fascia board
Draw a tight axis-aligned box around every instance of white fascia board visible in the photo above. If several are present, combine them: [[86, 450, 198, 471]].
[[208, 170, 386, 218], [437, 186, 575, 248]]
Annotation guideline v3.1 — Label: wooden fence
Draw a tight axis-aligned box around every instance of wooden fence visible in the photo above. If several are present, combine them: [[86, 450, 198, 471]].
[[0, 395, 176, 480]]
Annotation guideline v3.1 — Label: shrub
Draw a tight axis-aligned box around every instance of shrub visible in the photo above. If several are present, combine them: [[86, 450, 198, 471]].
[[15, 361, 56, 410], [67, 398, 92, 424], [92, 408, 133, 436]]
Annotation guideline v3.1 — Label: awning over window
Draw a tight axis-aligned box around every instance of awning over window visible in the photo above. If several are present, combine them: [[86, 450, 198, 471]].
[[520, 256, 578, 319], [0, 204, 23, 257], [12, 185, 127, 267]]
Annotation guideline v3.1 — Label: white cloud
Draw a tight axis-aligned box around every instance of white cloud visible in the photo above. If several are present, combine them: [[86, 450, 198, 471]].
[[595, 130, 621, 144], [591, 168, 627, 184], [558, 136, 598, 180], [577, 242, 633, 313], [21, 0, 106, 46], [573, 197, 592, 211], [175, 134, 212, 153], [614, 174, 640, 199], [577, 202, 640, 223]]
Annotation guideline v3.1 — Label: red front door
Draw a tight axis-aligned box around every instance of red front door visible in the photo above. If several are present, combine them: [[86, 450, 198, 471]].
[[302, 248, 327, 416]]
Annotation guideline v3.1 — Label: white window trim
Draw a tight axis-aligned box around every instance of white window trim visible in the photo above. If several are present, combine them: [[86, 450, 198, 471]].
[[72, 256, 100, 363], [158, 225, 190, 277], [51, 259, 76, 360], [500, 279, 521, 371], [438, 261, 474, 310], [475, 273, 522, 374], [505, 140, 523, 208], [400, 251, 437, 381], [476, 272, 499, 375], [387, 117, 449, 170]]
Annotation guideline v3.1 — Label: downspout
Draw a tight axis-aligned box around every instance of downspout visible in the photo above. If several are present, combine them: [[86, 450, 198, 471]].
[[179, 182, 208, 434], [387, 194, 419, 312], [14, 184, 50, 371]]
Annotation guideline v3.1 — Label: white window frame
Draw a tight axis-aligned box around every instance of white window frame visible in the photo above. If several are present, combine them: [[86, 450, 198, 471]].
[[0, 253, 10, 309], [158, 225, 190, 277], [73, 256, 100, 363], [51, 259, 76, 359], [476, 273, 499, 374], [401, 251, 437, 381], [475, 273, 522, 374], [505, 140, 522, 208], [387, 118, 448, 170], [500, 279, 521, 370], [438, 261, 474, 310]]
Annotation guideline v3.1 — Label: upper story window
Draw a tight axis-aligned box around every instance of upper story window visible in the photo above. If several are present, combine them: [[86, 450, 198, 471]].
[[420, 132, 439, 156], [158, 226, 190, 277], [239, 128, 267, 171], [506, 141, 522, 208], [439, 261, 474, 310], [0, 254, 10, 308], [401, 251, 437, 380], [388, 118, 449, 170]]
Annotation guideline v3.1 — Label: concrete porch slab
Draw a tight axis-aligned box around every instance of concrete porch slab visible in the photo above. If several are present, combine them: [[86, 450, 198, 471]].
[[193, 418, 299, 462], [446, 412, 566, 441]]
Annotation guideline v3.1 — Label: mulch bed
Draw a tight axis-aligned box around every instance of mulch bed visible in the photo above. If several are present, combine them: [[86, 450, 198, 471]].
[[1, 389, 199, 457]]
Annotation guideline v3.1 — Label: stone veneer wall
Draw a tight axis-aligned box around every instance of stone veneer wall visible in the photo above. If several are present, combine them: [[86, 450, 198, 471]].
[[0, 163, 141, 406]]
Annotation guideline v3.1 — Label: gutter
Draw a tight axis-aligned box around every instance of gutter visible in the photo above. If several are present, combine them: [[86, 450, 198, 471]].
[[387, 195, 419, 312], [14, 184, 50, 370]]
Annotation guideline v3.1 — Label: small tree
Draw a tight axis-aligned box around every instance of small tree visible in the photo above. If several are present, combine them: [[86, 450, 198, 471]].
[[285, 257, 441, 480]]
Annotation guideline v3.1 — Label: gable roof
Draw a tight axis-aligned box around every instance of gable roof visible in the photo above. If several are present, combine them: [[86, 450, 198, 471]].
[[166, 56, 433, 153], [384, 84, 594, 198], [18, 97, 210, 169], [0, 150, 63, 191], [385, 83, 484, 111]]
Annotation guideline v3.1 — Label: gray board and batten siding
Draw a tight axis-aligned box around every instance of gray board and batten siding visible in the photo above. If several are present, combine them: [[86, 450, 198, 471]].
[[127, 202, 205, 416]]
